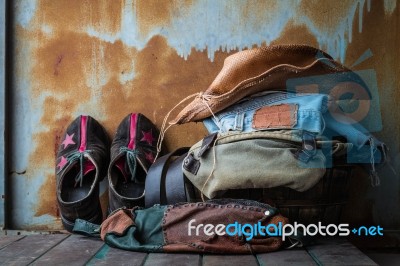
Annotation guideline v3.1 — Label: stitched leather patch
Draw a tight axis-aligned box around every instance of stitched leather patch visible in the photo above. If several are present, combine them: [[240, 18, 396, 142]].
[[252, 104, 298, 129]]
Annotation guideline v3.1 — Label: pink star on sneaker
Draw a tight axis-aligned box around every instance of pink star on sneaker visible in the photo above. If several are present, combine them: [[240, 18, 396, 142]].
[[57, 156, 68, 170], [62, 133, 76, 149], [140, 130, 155, 145], [144, 151, 155, 163]]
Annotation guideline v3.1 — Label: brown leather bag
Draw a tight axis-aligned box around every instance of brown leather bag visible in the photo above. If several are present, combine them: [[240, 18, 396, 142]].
[[172, 44, 366, 124]]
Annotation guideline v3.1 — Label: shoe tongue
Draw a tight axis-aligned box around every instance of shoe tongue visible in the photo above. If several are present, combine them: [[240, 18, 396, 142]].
[[115, 156, 130, 182], [83, 160, 96, 176], [73, 159, 96, 188]]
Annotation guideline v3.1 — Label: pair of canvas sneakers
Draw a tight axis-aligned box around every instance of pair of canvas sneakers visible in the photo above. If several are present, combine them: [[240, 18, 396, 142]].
[[55, 113, 161, 232]]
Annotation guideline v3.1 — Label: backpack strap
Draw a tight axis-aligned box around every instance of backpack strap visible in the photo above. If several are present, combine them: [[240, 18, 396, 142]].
[[72, 219, 101, 238]]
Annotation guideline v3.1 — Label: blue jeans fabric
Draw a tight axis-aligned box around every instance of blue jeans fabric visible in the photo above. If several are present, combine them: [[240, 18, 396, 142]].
[[203, 92, 382, 149], [204, 92, 327, 135]]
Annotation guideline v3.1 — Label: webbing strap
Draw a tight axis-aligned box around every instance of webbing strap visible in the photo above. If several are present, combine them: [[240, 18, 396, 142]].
[[72, 218, 101, 238]]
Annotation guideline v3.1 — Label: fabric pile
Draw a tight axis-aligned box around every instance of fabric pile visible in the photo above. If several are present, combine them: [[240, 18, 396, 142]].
[[156, 44, 386, 203], [66, 45, 386, 254]]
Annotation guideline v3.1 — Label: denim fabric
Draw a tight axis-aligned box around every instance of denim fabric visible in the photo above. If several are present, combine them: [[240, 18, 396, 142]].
[[203, 92, 381, 150], [204, 92, 328, 134]]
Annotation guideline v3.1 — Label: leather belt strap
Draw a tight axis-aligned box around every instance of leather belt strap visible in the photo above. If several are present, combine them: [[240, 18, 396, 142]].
[[165, 151, 190, 205], [145, 147, 190, 208]]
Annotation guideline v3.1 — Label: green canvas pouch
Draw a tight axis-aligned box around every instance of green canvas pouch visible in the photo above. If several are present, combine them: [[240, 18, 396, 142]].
[[73, 199, 290, 253], [182, 130, 330, 199]]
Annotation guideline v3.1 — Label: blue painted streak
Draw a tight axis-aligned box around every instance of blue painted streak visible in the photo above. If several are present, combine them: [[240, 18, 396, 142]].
[[83, 0, 380, 63], [16, 0, 397, 63], [15, 0, 37, 28]]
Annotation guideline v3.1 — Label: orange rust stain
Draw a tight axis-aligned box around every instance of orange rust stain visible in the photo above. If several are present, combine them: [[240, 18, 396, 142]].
[[298, 0, 361, 31], [102, 39, 138, 87], [35, 174, 58, 217], [39, 97, 75, 126], [100, 35, 230, 150], [53, 54, 64, 76], [31, 31, 94, 98], [344, 1, 399, 73], [271, 21, 319, 47], [242, 0, 278, 22], [136, 0, 193, 36], [35, 0, 122, 34]]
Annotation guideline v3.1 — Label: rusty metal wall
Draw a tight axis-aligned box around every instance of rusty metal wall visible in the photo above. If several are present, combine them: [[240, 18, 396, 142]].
[[7, 0, 400, 234]]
